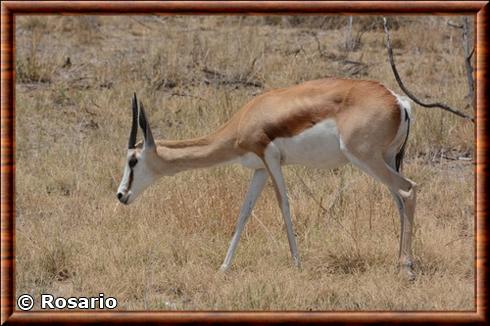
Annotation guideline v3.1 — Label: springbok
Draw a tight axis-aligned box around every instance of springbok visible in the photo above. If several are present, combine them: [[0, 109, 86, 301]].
[[116, 78, 416, 279]]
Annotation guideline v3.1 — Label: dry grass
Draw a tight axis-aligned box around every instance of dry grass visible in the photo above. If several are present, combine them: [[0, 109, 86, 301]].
[[15, 15, 474, 310]]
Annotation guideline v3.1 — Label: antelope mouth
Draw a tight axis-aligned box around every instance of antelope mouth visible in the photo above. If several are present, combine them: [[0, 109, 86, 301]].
[[117, 192, 131, 205]]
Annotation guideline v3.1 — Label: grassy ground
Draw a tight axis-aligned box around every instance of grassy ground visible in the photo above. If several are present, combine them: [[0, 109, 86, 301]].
[[15, 15, 474, 310]]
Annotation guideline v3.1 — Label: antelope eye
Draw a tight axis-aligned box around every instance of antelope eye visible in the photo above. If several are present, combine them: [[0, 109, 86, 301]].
[[129, 158, 138, 168]]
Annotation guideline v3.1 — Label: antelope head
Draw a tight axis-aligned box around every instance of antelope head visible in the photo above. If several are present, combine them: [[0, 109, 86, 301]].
[[116, 94, 162, 204]]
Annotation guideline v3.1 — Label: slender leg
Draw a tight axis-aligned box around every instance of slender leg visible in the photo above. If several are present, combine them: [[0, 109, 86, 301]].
[[263, 145, 301, 268], [398, 183, 416, 280], [341, 146, 416, 279], [390, 190, 406, 258], [386, 156, 416, 279], [219, 169, 268, 272]]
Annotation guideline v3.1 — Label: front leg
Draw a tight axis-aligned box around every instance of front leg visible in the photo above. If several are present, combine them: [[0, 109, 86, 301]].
[[263, 145, 301, 268], [220, 169, 268, 272]]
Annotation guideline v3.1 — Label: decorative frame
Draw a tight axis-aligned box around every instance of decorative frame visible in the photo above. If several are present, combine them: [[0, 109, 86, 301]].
[[1, 1, 487, 324]]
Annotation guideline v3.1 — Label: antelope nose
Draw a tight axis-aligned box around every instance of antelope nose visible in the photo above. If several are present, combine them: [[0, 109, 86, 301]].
[[117, 192, 123, 200]]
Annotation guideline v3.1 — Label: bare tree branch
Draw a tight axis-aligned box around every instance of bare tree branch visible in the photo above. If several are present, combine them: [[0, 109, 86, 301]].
[[313, 32, 326, 57], [468, 47, 475, 61], [345, 16, 354, 51], [291, 170, 356, 239], [169, 92, 207, 102], [462, 17, 475, 105], [447, 18, 475, 106], [382, 17, 474, 123], [447, 21, 463, 29]]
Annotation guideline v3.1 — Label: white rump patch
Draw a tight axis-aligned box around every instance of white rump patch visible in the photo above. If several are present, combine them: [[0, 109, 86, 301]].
[[386, 88, 412, 161], [387, 88, 413, 122]]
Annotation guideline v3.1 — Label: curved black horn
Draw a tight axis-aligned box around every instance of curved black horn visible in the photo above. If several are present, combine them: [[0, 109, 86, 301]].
[[138, 101, 155, 148], [128, 93, 138, 149]]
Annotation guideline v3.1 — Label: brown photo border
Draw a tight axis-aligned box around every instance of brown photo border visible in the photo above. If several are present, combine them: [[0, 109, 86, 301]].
[[1, 1, 488, 324]]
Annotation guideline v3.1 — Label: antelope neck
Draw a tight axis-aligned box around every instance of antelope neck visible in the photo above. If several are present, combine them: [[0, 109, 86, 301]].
[[155, 136, 241, 173]]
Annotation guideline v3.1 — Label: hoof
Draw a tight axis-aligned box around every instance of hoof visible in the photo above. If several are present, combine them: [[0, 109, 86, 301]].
[[403, 268, 416, 281], [293, 258, 302, 270], [400, 263, 416, 281], [219, 264, 230, 273]]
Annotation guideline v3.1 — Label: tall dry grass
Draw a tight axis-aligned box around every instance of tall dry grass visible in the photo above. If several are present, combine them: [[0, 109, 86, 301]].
[[15, 15, 474, 310]]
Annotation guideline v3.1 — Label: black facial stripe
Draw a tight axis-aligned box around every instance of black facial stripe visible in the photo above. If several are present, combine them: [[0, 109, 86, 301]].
[[129, 157, 138, 168], [128, 152, 138, 168], [127, 169, 134, 192]]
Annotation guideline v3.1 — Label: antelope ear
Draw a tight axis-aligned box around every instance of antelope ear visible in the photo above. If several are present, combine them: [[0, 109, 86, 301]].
[[138, 101, 155, 149], [128, 93, 138, 149]]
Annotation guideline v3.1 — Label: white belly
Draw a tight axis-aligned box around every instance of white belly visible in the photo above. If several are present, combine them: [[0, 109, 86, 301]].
[[238, 119, 348, 169]]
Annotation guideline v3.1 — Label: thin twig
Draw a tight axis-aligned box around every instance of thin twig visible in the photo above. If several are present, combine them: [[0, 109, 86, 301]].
[[444, 235, 473, 247], [292, 170, 355, 239], [88, 98, 101, 110], [130, 17, 154, 30], [170, 92, 207, 102], [468, 47, 475, 61], [345, 16, 353, 51], [313, 33, 326, 57], [382, 17, 474, 123], [203, 67, 263, 88], [447, 21, 463, 29], [252, 212, 280, 247], [462, 17, 475, 105]]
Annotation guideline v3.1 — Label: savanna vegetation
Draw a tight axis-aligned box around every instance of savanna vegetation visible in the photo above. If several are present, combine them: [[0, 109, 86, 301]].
[[15, 15, 474, 310]]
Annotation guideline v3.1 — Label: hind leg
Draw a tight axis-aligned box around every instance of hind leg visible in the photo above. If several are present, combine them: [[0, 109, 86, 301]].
[[340, 142, 417, 279], [385, 154, 416, 278]]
